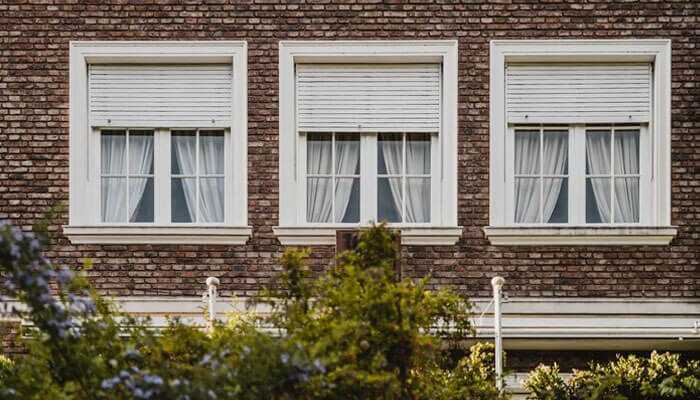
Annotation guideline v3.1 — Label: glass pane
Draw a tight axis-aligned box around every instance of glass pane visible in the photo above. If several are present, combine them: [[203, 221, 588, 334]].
[[378, 133, 403, 175], [101, 177, 126, 222], [614, 130, 640, 175], [307, 133, 332, 175], [171, 178, 195, 223], [586, 130, 611, 175], [542, 130, 568, 175], [101, 131, 126, 175], [172, 131, 197, 175], [306, 177, 332, 223], [199, 131, 225, 175], [406, 134, 431, 175], [614, 177, 639, 223], [199, 177, 225, 223], [514, 177, 540, 223], [335, 178, 360, 223], [335, 134, 360, 175], [128, 178, 154, 223], [405, 177, 430, 223], [586, 177, 611, 223], [514, 130, 540, 175], [543, 178, 567, 223], [128, 131, 154, 175], [378, 177, 402, 223]]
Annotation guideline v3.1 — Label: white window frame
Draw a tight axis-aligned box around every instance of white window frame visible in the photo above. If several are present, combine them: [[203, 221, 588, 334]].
[[274, 41, 461, 246], [486, 39, 676, 246], [64, 41, 251, 245]]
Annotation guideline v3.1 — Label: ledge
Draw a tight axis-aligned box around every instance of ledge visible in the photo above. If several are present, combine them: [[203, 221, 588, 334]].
[[483, 226, 678, 246], [273, 226, 463, 246], [63, 225, 252, 245]]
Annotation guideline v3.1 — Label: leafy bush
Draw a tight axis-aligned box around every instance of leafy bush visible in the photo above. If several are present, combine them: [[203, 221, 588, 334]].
[[524, 352, 700, 400], [0, 221, 506, 399]]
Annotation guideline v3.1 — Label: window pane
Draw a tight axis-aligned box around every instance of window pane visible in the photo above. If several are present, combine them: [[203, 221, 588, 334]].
[[514, 177, 540, 223], [586, 177, 611, 223], [406, 134, 431, 175], [378, 133, 403, 175], [335, 134, 360, 175], [101, 177, 126, 222], [614, 130, 640, 175], [307, 133, 332, 175], [101, 131, 126, 175], [514, 130, 540, 175], [378, 177, 402, 223], [199, 131, 225, 175], [543, 178, 567, 223], [306, 177, 332, 223], [586, 130, 611, 175], [200, 177, 224, 223], [335, 178, 360, 223], [542, 130, 568, 175], [406, 177, 430, 223], [172, 177, 195, 223], [172, 131, 197, 175], [128, 131, 154, 175], [614, 177, 639, 223], [128, 177, 154, 223]]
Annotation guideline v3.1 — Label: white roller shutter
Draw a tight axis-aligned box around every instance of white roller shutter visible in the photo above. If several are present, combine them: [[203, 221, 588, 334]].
[[506, 63, 652, 124], [89, 64, 233, 128], [296, 64, 441, 133]]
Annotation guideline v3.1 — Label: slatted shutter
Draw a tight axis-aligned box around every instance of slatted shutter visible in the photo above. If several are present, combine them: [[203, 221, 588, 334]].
[[506, 63, 652, 124], [296, 64, 441, 133], [88, 64, 233, 128]]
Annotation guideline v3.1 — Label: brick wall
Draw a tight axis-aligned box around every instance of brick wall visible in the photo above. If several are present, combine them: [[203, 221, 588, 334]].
[[0, 0, 698, 299]]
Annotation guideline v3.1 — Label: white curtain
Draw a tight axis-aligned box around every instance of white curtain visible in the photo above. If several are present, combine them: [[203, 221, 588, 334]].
[[173, 135, 197, 222], [405, 137, 430, 222], [199, 135, 225, 222], [307, 137, 333, 222], [613, 132, 640, 223], [101, 134, 126, 222], [514, 133, 540, 223], [541, 133, 567, 223], [586, 134, 612, 222], [127, 134, 153, 222], [334, 138, 360, 222], [380, 137, 404, 221]]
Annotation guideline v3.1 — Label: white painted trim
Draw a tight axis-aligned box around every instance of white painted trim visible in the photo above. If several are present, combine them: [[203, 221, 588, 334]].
[[489, 40, 672, 231], [62, 225, 252, 245], [483, 226, 677, 246], [273, 226, 463, 246], [68, 41, 248, 242], [277, 40, 460, 241]]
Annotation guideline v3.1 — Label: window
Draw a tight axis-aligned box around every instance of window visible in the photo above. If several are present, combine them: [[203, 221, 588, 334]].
[[487, 40, 675, 245], [65, 42, 250, 244], [276, 41, 461, 245]]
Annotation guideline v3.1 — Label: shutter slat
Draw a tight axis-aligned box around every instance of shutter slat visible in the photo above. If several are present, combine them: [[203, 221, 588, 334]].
[[296, 64, 440, 133], [89, 64, 233, 128], [506, 63, 651, 124]]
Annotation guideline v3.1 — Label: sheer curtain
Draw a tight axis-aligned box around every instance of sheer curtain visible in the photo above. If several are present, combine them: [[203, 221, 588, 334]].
[[334, 137, 360, 222], [307, 136, 333, 222], [173, 135, 197, 221], [199, 134, 225, 223], [613, 131, 640, 223], [541, 132, 567, 223], [514, 132, 540, 223], [380, 136, 403, 221], [127, 134, 153, 222], [405, 136, 430, 223], [586, 134, 612, 222], [101, 133, 126, 222]]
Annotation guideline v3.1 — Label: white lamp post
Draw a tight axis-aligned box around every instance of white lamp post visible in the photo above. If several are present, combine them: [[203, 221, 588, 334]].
[[205, 276, 220, 333], [491, 276, 505, 392]]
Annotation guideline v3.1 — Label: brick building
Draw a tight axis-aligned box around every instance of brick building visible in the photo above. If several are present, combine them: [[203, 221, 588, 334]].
[[1, 0, 698, 377]]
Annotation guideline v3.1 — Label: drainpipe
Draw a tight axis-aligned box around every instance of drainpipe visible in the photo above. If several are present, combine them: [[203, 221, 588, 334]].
[[491, 276, 505, 392], [205, 276, 220, 333]]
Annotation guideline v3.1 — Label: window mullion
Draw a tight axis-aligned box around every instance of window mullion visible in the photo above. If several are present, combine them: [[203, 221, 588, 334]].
[[154, 128, 170, 224], [195, 129, 200, 223], [539, 127, 544, 223], [331, 132, 336, 223], [125, 129, 130, 223], [610, 128, 615, 223], [362, 133, 377, 224], [402, 133, 407, 222]]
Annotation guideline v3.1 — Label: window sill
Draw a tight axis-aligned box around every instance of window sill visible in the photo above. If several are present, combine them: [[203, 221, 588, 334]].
[[63, 225, 253, 245], [483, 226, 678, 246], [273, 226, 463, 246]]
